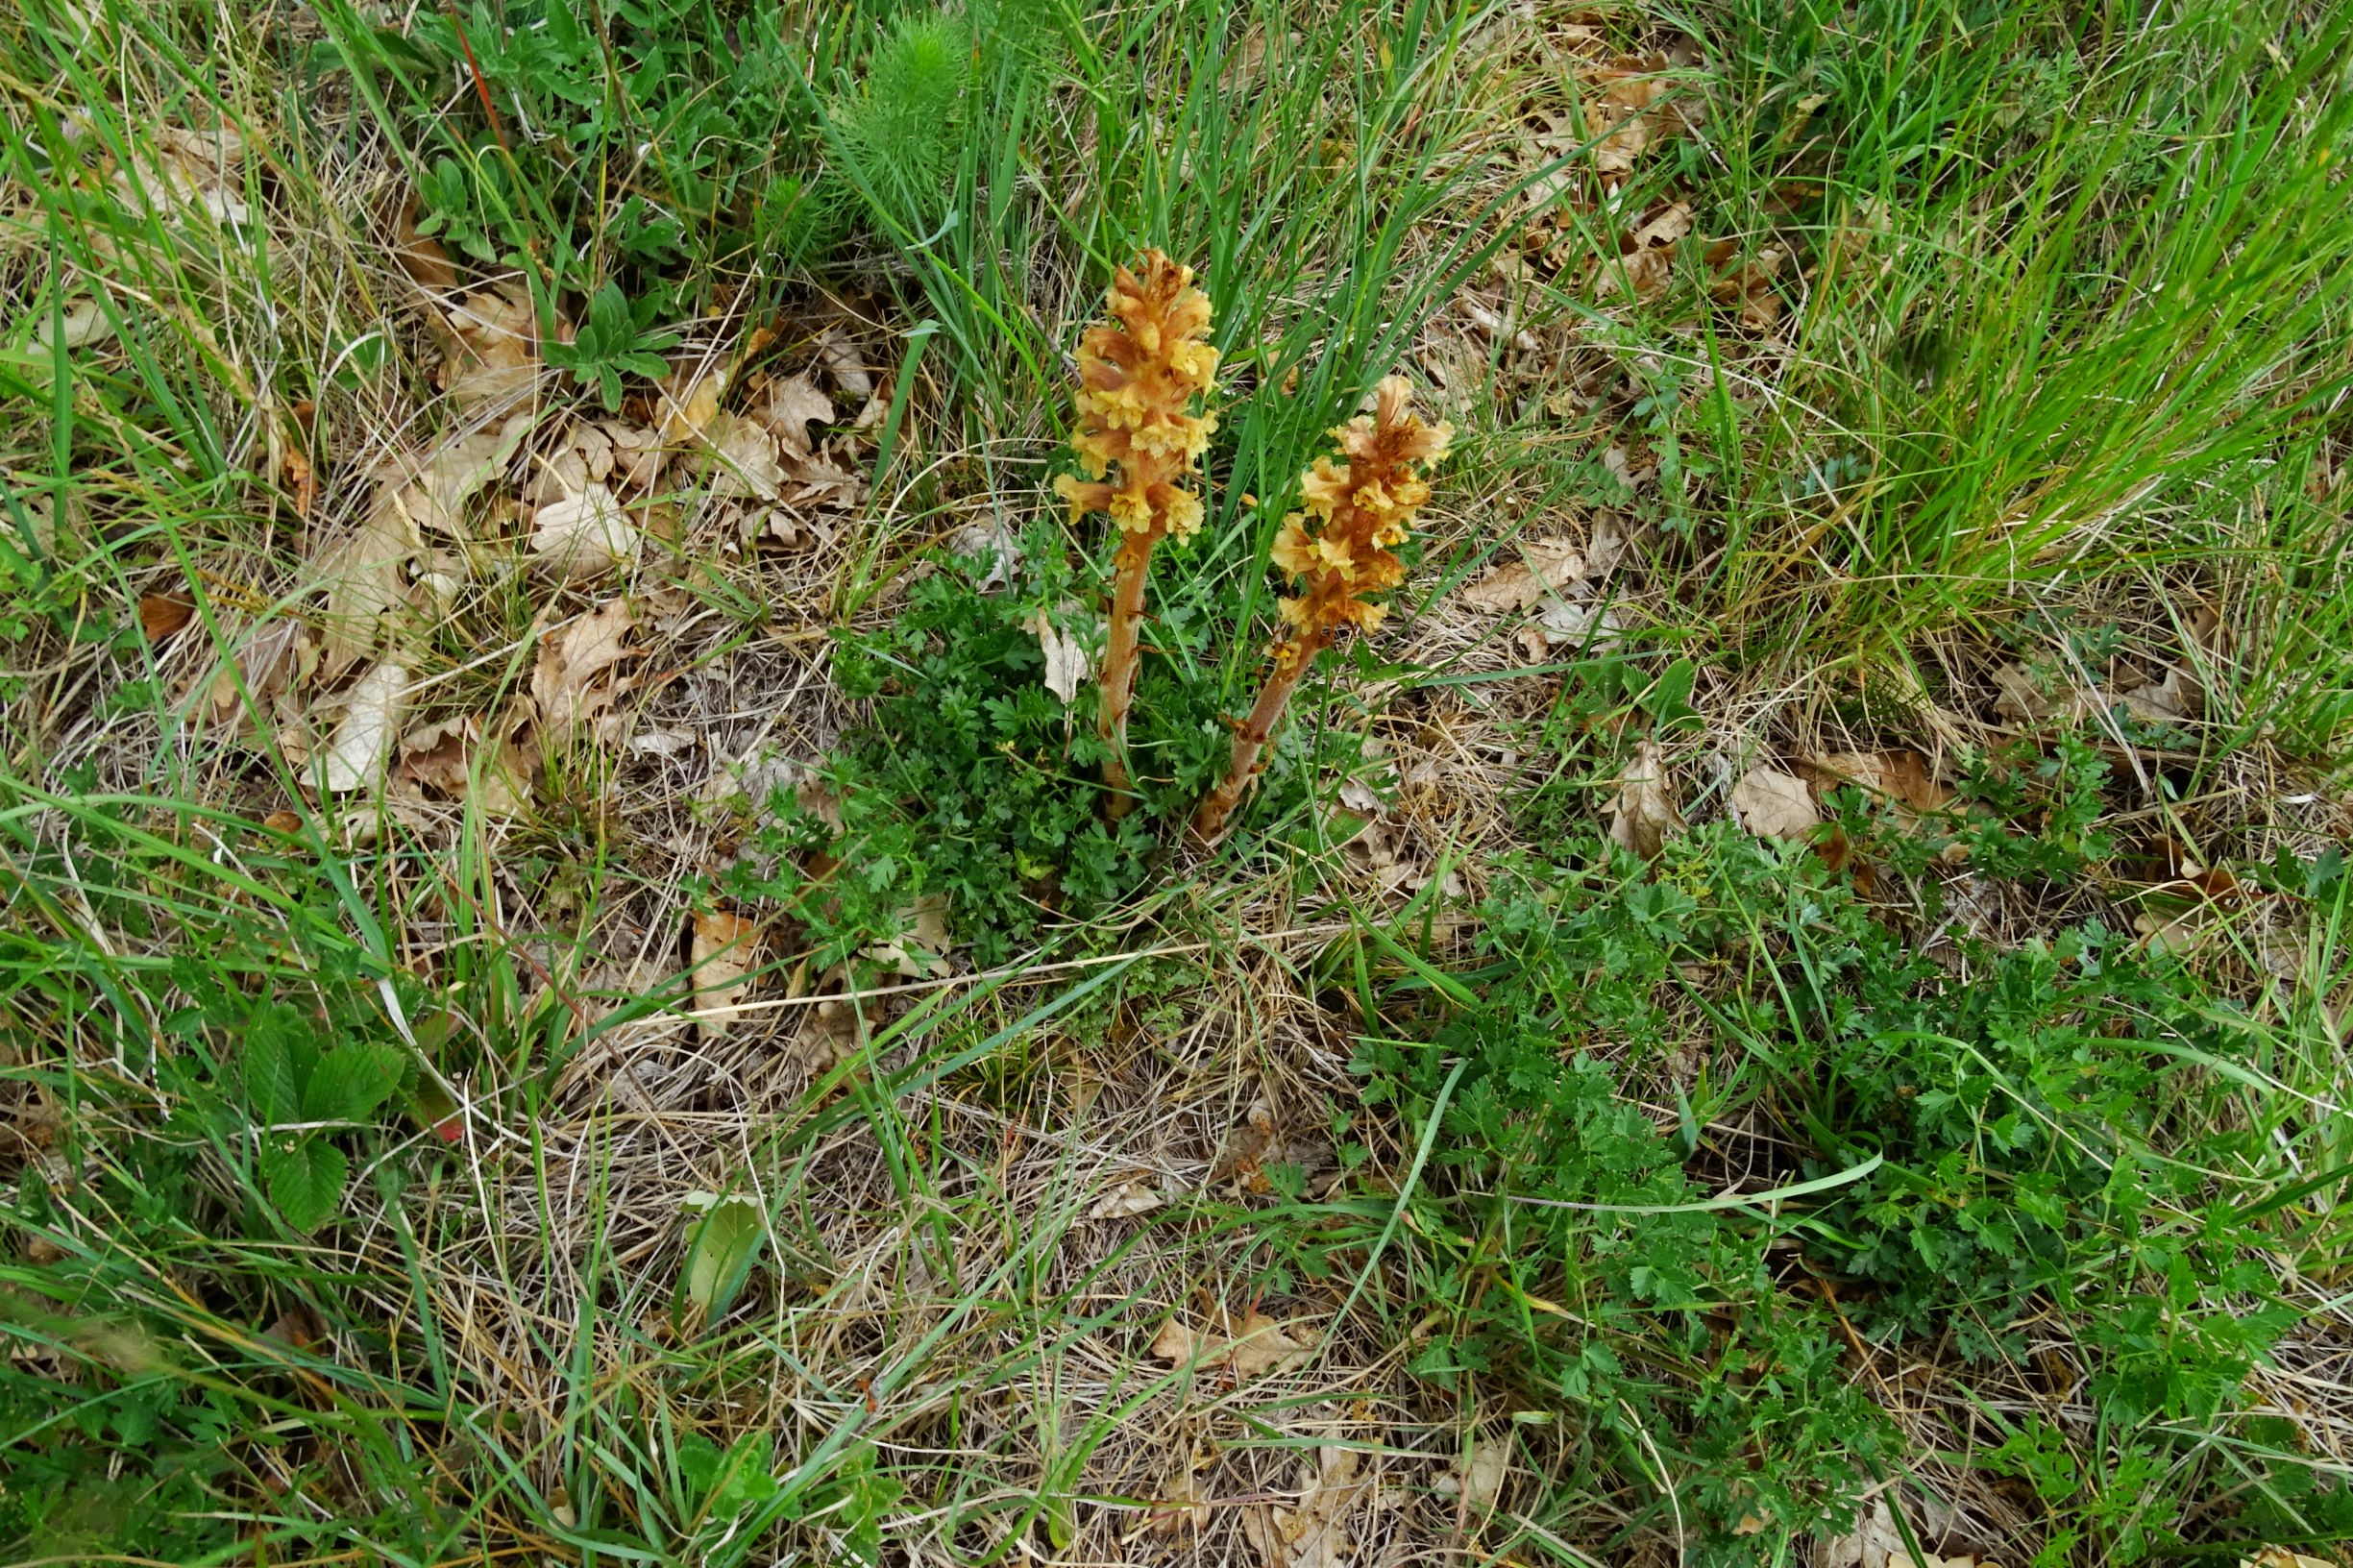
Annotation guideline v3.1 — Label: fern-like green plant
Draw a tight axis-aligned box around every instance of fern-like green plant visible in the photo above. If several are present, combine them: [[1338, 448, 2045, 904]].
[[822, 12, 971, 245]]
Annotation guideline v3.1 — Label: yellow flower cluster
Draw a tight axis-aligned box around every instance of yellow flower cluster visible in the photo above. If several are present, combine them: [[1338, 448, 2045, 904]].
[[1052, 251, 1219, 543], [1266, 377, 1451, 651]]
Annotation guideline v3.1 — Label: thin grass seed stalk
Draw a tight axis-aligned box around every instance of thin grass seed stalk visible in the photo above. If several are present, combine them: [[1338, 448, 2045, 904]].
[[1053, 251, 1218, 817], [1193, 376, 1449, 844]]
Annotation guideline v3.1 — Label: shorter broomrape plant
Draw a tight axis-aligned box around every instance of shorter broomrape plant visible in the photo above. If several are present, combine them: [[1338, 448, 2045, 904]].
[[1191, 375, 1451, 842], [1053, 250, 1219, 818]]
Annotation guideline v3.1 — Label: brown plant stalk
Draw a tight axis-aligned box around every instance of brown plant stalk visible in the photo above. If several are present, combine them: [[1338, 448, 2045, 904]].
[[1053, 251, 1218, 817], [1192, 376, 1450, 844]]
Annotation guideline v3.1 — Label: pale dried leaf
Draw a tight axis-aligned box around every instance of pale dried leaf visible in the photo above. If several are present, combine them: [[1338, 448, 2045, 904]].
[[314, 660, 406, 795], [761, 372, 835, 459], [813, 324, 873, 399], [779, 449, 866, 511], [1458, 567, 1545, 622], [1607, 739, 1680, 859], [1460, 537, 1588, 613], [2241, 1549, 2338, 1568], [1813, 1497, 1987, 1568], [1225, 1311, 1315, 1379], [126, 122, 250, 223], [1730, 765, 1820, 839], [700, 411, 787, 502], [601, 420, 668, 492], [689, 911, 758, 1041], [1806, 750, 1953, 816], [1242, 1445, 1363, 1568], [532, 599, 638, 749], [1149, 1318, 1197, 1362], [529, 483, 640, 581], [313, 500, 419, 675], [1586, 511, 1640, 577], [524, 422, 616, 504], [656, 357, 729, 443], [398, 713, 531, 816], [436, 287, 540, 411], [385, 417, 530, 538], [202, 619, 314, 726], [1028, 608, 1091, 705], [2116, 666, 2198, 723], [1434, 1437, 1509, 1511], [1087, 1181, 1164, 1220], [1630, 200, 1692, 249], [1144, 1470, 1211, 1537]]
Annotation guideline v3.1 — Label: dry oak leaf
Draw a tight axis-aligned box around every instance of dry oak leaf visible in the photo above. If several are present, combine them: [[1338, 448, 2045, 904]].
[[128, 121, 251, 223], [1434, 1436, 1510, 1512], [656, 355, 729, 444], [1242, 1444, 1365, 1568], [531, 599, 638, 749], [760, 371, 835, 460], [813, 323, 874, 400], [139, 593, 194, 642], [1995, 658, 2199, 727], [311, 494, 422, 676], [529, 484, 641, 581], [1607, 739, 1682, 859], [397, 715, 531, 817], [524, 421, 617, 505], [1523, 599, 1628, 660], [1143, 1469, 1211, 1538], [1086, 1181, 1164, 1220], [699, 411, 789, 502], [1812, 1497, 1991, 1568], [1226, 1311, 1316, 1378], [200, 619, 315, 729], [383, 415, 532, 538], [434, 287, 542, 411], [1146, 1310, 1316, 1380], [313, 660, 407, 795], [1729, 765, 1820, 839], [688, 910, 759, 1041], [1804, 750, 1953, 816], [1459, 539, 1587, 613]]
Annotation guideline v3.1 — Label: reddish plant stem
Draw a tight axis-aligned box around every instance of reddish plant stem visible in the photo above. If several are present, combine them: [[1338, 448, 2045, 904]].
[[1097, 531, 1156, 818], [1190, 628, 1330, 844]]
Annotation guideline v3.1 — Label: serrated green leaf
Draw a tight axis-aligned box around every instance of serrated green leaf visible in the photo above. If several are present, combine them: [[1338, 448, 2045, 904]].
[[304, 1040, 405, 1122], [262, 1137, 348, 1232], [244, 1013, 306, 1125]]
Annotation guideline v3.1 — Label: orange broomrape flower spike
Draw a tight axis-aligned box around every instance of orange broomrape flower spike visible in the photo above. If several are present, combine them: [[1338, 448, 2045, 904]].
[[1192, 377, 1451, 845], [1054, 251, 1218, 818]]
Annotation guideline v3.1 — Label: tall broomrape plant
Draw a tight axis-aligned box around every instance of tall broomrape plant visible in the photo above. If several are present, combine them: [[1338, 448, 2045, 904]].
[[1192, 376, 1451, 844], [1053, 251, 1218, 817]]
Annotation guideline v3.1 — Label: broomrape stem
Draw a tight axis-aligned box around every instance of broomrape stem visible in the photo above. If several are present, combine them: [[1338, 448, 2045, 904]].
[[1189, 628, 1327, 842], [1097, 532, 1154, 814]]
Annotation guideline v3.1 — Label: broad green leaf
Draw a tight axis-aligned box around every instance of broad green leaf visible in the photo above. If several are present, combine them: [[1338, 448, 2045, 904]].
[[684, 1431, 778, 1525], [243, 1014, 305, 1125], [304, 1040, 405, 1122], [262, 1137, 348, 1232], [676, 1192, 766, 1328]]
